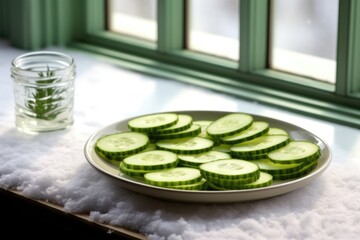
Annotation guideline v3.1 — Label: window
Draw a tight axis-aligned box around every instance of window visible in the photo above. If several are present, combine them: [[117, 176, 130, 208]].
[[107, 0, 157, 41], [187, 0, 239, 61], [269, 0, 339, 84], [2, 0, 360, 128]]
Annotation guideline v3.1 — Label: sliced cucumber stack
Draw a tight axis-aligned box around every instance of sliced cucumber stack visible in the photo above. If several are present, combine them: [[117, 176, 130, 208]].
[[144, 167, 203, 187], [220, 121, 269, 145], [200, 159, 259, 180], [150, 114, 193, 135], [206, 113, 253, 139], [119, 162, 152, 177], [151, 124, 201, 140], [230, 135, 290, 157], [178, 150, 231, 168], [95, 132, 149, 160], [271, 161, 318, 180], [128, 113, 178, 132], [170, 178, 207, 190], [94, 111, 322, 191], [193, 120, 213, 139], [156, 136, 214, 154], [268, 141, 321, 164], [207, 171, 273, 190], [251, 158, 304, 175], [267, 127, 289, 136], [122, 150, 178, 170]]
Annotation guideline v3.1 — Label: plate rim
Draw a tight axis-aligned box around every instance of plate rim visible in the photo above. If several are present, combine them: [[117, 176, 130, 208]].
[[84, 110, 332, 203]]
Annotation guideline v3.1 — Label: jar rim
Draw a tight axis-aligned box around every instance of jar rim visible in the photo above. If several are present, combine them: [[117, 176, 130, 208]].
[[11, 51, 75, 71]]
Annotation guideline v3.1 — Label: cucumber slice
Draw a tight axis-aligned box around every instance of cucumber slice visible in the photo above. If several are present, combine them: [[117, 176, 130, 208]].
[[144, 167, 202, 187], [272, 161, 318, 180], [156, 136, 214, 154], [128, 113, 178, 132], [168, 178, 207, 190], [206, 113, 253, 138], [206, 181, 227, 190], [193, 120, 212, 139], [251, 158, 304, 175], [95, 132, 149, 160], [199, 159, 260, 180], [268, 141, 321, 164], [152, 114, 193, 134], [240, 172, 273, 189], [95, 150, 121, 166], [230, 135, 290, 156], [212, 144, 232, 153], [119, 161, 152, 177], [220, 121, 269, 144], [230, 152, 268, 160], [123, 150, 178, 170], [267, 127, 289, 136], [151, 124, 201, 140], [142, 143, 157, 152], [206, 172, 272, 190], [178, 150, 231, 167], [206, 171, 260, 189]]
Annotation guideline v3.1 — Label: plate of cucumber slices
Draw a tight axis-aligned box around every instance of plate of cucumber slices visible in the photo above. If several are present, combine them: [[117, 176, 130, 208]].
[[84, 110, 331, 203]]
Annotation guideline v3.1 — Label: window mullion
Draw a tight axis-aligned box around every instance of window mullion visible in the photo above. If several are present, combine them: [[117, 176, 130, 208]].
[[239, 0, 268, 72], [348, 0, 360, 96], [157, 0, 184, 53], [335, 0, 351, 96]]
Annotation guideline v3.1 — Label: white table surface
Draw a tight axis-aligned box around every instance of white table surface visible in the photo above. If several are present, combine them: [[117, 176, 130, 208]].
[[1, 40, 359, 240]]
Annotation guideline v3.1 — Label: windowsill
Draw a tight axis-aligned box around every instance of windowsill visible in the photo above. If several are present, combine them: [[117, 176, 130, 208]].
[[1, 40, 359, 239]]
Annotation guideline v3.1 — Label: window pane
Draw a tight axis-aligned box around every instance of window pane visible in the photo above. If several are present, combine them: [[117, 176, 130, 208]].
[[187, 0, 239, 61], [107, 0, 157, 41], [270, 0, 339, 83]]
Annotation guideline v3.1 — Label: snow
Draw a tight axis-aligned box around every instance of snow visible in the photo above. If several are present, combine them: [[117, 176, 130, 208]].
[[1, 40, 360, 240]]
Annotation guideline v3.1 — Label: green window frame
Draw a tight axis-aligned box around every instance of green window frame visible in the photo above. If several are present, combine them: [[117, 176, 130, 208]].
[[1, 0, 359, 128]]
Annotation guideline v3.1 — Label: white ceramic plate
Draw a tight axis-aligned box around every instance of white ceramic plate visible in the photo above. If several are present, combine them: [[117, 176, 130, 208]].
[[84, 111, 331, 203]]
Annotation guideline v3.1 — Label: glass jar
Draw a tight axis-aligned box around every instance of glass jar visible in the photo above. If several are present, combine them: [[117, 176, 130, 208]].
[[11, 51, 76, 133]]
